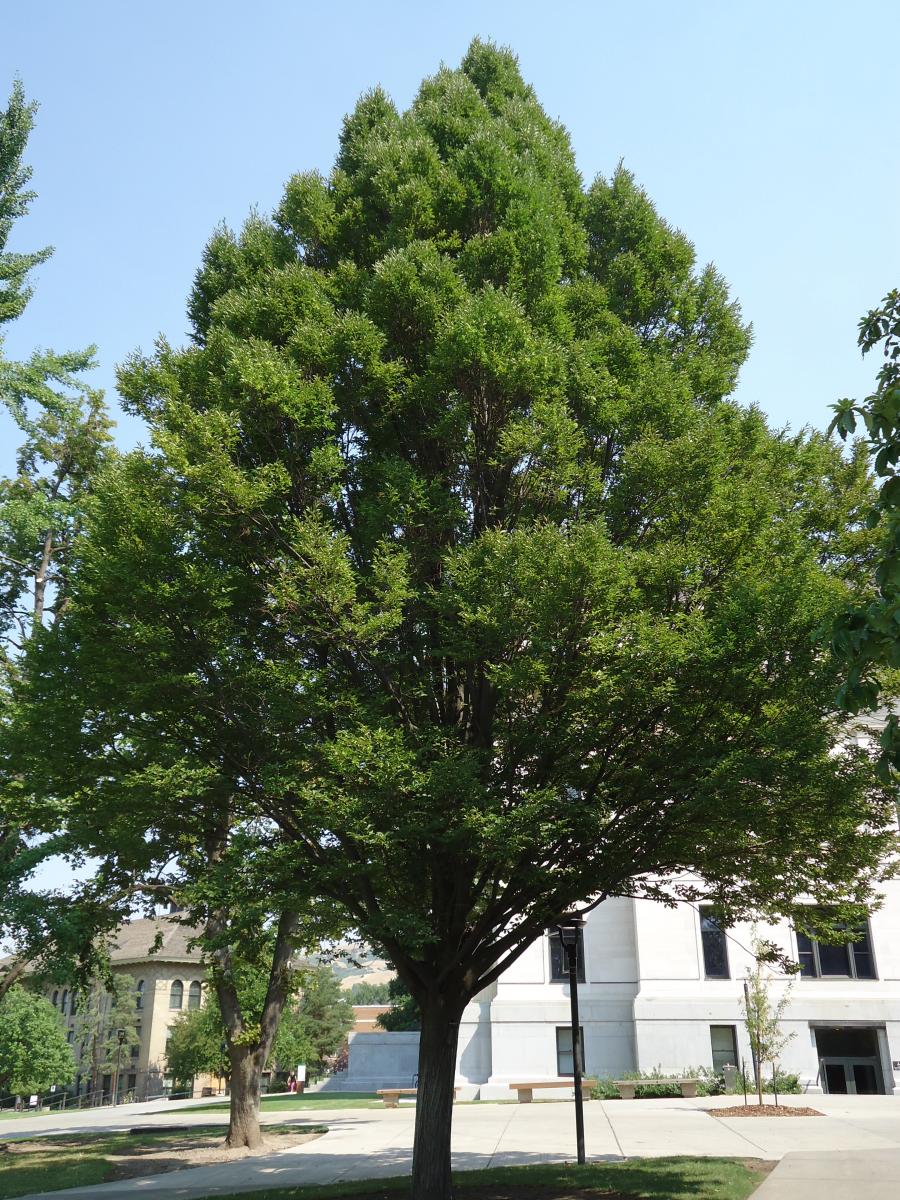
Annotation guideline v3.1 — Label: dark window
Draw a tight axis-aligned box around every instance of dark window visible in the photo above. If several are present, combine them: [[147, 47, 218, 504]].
[[60, 989, 68, 1015], [135, 980, 144, 1010], [69, 993, 76, 1016], [169, 980, 184, 1009], [188, 980, 202, 1009], [700, 908, 729, 978], [52, 990, 59, 1007], [710, 1025, 738, 1072], [549, 930, 586, 982], [796, 918, 877, 979], [555, 1026, 585, 1076]]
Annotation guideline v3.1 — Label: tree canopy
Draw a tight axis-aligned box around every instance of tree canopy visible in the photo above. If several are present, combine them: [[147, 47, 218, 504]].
[[25, 40, 896, 1198], [166, 963, 353, 1085], [0, 985, 74, 1096], [0, 80, 114, 998], [830, 289, 900, 764]]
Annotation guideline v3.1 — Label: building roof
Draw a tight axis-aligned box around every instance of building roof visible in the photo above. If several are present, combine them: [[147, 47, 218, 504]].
[[109, 916, 202, 966]]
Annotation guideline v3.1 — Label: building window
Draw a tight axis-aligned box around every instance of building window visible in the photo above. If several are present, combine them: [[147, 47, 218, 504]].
[[136, 980, 144, 1010], [60, 989, 68, 1015], [555, 1026, 585, 1077], [67, 1030, 74, 1044], [69, 993, 76, 1016], [169, 979, 184, 1009], [52, 990, 59, 1007], [700, 907, 729, 979], [710, 1025, 738, 1073], [796, 919, 877, 979], [549, 930, 586, 982], [188, 981, 202, 1010]]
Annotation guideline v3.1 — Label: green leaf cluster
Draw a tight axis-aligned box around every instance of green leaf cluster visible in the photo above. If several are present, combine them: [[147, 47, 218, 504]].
[[166, 963, 353, 1082], [0, 984, 74, 1096], [829, 290, 900, 769]]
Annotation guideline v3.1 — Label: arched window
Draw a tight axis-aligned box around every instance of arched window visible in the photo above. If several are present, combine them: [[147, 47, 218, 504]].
[[135, 980, 145, 1010], [69, 992, 77, 1016], [52, 990, 59, 1007], [61, 989, 68, 1015], [188, 981, 202, 1010], [169, 979, 183, 1010]]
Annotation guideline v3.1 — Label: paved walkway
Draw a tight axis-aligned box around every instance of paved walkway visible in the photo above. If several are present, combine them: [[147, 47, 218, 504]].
[[12, 1094, 900, 1199], [755, 1148, 900, 1199]]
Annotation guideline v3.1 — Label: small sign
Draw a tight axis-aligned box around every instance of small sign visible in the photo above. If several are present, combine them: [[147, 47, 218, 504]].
[[297, 1064, 307, 1082], [29, 1095, 38, 1108], [893, 1060, 900, 1070]]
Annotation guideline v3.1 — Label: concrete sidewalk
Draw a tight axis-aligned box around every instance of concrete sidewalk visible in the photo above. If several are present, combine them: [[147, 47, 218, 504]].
[[754, 1149, 900, 1199], [16, 1094, 900, 1199]]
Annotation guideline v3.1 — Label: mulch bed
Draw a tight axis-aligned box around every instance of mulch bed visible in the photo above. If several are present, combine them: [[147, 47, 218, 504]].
[[709, 1104, 823, 1117]]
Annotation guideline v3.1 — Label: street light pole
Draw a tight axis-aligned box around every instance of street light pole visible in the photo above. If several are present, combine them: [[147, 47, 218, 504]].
[[113, 1028, 126, 1106], [556, 914, 586, 1166]]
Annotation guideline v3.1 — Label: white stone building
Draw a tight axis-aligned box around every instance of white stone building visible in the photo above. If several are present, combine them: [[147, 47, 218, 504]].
[[457, 885, 900, 1098], [339, 883, 900, 1098]]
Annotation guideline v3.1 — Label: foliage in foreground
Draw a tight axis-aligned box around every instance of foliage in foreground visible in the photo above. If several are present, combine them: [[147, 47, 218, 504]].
[[830, 289, 900, 767]]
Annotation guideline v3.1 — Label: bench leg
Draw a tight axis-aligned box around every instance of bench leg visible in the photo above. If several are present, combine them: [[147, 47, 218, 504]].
[[516, 1088, 533, 1103], [382, 1095, 400, 1109], [617, 1085, 636, 1100], [680, 1081, 699, 1098]]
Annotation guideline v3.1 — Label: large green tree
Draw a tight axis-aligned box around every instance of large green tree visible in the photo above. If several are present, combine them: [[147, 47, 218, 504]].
[[27, 42, 895, 1198], [0, 984, 74, 1097], [71, 973, 139, 1098], [166, 963, 353, 1086], [0, 80, 113, 998]]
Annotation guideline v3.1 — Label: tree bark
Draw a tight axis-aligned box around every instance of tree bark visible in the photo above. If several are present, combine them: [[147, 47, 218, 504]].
[[226, 1043, 265, 1149], [411, 997, 464, 1200]]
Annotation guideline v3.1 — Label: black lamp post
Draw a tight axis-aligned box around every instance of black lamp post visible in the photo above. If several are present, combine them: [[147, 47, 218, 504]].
[[113, 1028, 126, 1106], [556, 913, 586, 1165]]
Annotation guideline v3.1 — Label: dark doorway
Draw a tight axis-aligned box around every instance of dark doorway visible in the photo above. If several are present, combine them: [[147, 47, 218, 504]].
[[814, 1026, 884, 1095]]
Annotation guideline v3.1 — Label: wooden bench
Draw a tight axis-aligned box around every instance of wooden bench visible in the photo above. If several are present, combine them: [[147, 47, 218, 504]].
[[508, 1079, 597, 1104], [612, 1077, 700, 1099], [377, 1087, 460, 1109]]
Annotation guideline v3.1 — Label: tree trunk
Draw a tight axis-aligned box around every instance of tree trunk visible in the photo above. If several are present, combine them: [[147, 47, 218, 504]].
[[411, 998, 463, 1200], [226, 1044, 265, 1149]]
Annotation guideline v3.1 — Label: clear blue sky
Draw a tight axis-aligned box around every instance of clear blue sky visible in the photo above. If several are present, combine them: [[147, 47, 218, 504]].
[[2, 1, 899, 477]]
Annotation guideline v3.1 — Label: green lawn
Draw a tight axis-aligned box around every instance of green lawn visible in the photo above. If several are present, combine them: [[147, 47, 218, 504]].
[[206, 1158, 770, 1200], [0, 1124, 324, 1200], [188, 1091, 383, 1113]]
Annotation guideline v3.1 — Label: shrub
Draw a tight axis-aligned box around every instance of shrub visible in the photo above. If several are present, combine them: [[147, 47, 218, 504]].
[[591, 1065, 723, 1099]]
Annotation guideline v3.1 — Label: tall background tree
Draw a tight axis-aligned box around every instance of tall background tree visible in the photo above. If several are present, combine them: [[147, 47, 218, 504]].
[[26, 42, 896, 1198], [0, 984, 74, 1099], [830, 289, 900, 762], [71, 973, 140, 1099], [166, 963, 353, 1089], [0, 80, 113, 996]]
